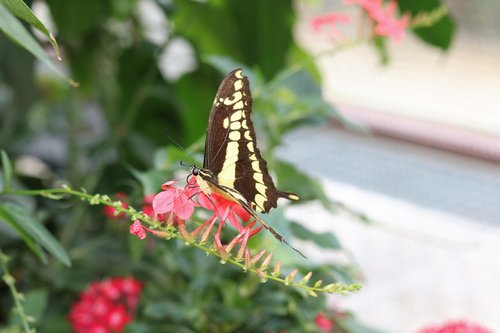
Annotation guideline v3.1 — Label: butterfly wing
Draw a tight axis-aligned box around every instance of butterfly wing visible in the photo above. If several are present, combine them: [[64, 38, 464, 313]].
[[203, 69, 298, 213]]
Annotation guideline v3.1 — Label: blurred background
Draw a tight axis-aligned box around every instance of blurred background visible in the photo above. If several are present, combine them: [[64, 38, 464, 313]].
[[0, 0, 499, 332], [291, 0, 500, 331]]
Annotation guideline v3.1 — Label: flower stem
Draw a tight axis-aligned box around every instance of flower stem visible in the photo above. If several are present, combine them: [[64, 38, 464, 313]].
[[1, 185, 361, 295], [0, 248, 34, 333]]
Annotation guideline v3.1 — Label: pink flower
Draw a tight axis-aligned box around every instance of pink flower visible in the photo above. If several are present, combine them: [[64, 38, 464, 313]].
[[311, 13, 351, 41], [152, 177, 262, 240], [152, 180, 197, 220], [315, 313, 334, 332], [68, 277, 143, 333], [418, 320, 493, 333], [130, 220, 147, 240], [345, 0, 409, 42]]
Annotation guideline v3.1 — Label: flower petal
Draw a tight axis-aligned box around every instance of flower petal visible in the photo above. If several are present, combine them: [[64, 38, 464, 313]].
[[130, 220, 146, 240], [152, 190, 176, 214]]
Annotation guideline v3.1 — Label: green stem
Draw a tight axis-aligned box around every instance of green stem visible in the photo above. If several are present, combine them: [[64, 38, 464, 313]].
[[1, 186, 360, 296], [0, 248, 34, 333]]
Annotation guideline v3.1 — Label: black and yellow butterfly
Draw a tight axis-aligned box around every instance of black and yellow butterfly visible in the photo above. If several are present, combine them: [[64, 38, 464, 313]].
[[191, 69, 301, 254]]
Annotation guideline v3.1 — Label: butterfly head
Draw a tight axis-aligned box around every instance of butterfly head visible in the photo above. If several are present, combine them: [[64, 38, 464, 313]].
[[190, 165, 199, 176]]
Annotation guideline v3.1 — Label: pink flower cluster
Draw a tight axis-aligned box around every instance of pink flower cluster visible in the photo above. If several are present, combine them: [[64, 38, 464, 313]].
[[418, 320, 493, 333], [144, 178, 261, 241], [311, 0, 409, 42], [68, 277, 143, 333]]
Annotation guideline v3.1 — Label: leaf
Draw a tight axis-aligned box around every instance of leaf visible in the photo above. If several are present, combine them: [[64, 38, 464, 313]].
[[23, 289, 48, 322], [0, 0, 61, 58], [0, 204, 47, 263], [127, 166, 168, 196], [0, 203, 71, 266], [173, 0, 295, 80], [1, 150, 13, 191], [144, 301, 195, 321], [373, 36, 389, 65], [273, 160, 331, 210], [398, 0, 455, 50], [128, 234, 145, 261], [0, 3, 77, 86], [289, 222, 341, 250]]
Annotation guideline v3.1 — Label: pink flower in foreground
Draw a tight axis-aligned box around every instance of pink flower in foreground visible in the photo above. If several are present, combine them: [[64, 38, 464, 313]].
[[316, 313, 334, 332], [69, 277, 143, 333], [130, 220, 147, 240], [152, 180, 197, 220], [151, 177, 262, 243], [418, 320, 493, 333], [345, 0, 409, 42]]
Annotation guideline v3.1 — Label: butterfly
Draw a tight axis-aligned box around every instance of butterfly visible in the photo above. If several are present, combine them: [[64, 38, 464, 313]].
[[190, 69, 303, 256]]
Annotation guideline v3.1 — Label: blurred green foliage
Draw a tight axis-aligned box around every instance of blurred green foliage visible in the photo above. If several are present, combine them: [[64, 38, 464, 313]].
[[0, 0, 455, 332]]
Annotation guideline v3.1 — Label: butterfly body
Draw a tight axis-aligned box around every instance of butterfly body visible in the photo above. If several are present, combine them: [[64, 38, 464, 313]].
[[192, 69, 301, 252]]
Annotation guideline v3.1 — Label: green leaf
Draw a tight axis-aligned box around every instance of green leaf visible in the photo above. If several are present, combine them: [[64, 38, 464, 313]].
[[23, 289, 48, 322], [0, 0, 61, 58], [289, 222, 341, 250], [273, 160, 331, 210], [128, 233, 145, 261], [399, 0, 455, 50], [0, 203, 71, 266], [173, 0, 295, 80], [1, 150, 13, 191], [373, 36, 389, 65], [0, 204, 47, 263], [0, 3, 78, 86]]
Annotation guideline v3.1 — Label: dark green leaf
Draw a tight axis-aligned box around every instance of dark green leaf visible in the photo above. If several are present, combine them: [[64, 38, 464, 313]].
[[273, 160, 331, 209], [0, 0, 61, 57], [0, 203, 71, 266], [0, 204, 47, 263], [128, 233, 145, 261], [289, 222, 341, 250], [0, 3, 77, 85], [399, 0, 455, 50], [173, 0, 295, 79], [1, 150, 13, 190]]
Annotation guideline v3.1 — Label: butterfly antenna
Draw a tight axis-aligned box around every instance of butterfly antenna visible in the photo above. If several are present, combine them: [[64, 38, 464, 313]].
[[164, 129, 197, 165]]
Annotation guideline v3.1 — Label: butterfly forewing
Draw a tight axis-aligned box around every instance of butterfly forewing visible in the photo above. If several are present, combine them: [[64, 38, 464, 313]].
[[203, 69, 298, 213]]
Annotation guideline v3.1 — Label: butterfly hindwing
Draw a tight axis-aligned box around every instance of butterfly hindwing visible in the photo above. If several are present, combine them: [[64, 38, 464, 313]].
[[203, 69, 298, 213]]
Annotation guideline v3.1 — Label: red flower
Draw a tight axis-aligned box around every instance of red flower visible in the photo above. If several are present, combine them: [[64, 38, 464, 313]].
[[103, 192, 128, 219], [418, 320, 493, 333], [315, 313, 334, 332], [68, 277, 143, 333], [141, 194, 156, 218]]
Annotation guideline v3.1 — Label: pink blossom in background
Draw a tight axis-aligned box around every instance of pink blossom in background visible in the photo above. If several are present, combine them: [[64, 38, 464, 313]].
[[69, 277, 143, 333], [418, 320, 494, 333], [102, 192, 128, 219], [315, 313, 334, 332], [311, 13, 351, 32], [345, 0, 409, 42]]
